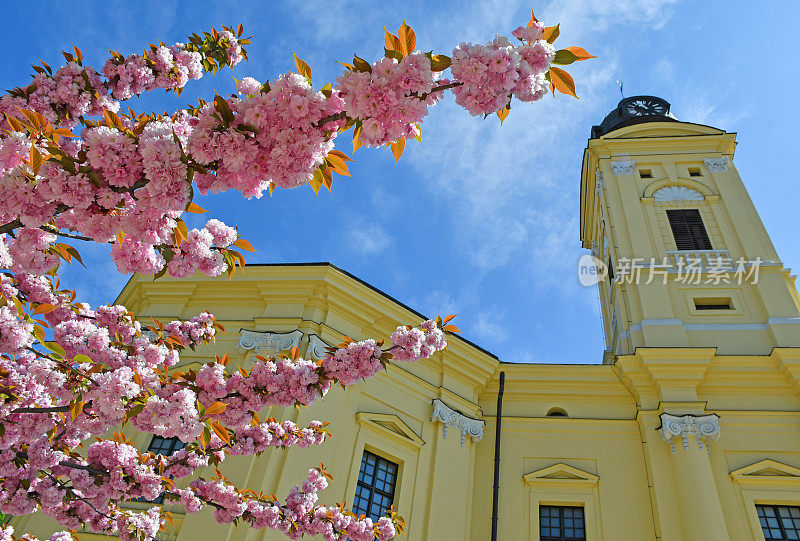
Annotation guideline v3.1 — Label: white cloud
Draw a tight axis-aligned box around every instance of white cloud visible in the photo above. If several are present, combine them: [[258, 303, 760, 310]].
[[472, 307, 510, 342], [342, 217, 392, 256]]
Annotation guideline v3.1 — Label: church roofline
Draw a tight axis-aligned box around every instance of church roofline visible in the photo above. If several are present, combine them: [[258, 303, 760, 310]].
[[115, 261, 500, 361]]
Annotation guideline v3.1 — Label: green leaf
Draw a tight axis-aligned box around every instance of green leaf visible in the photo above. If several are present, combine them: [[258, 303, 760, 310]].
[[553, 49, 580, 65], [43, 341, 66, 358], [430, 54, 451, 72], [213, 94, 235, 125], [352, 55, 372, 73]]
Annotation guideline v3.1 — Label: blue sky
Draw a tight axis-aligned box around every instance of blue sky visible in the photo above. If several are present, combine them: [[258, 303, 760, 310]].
[[3, 0, 798, 364]]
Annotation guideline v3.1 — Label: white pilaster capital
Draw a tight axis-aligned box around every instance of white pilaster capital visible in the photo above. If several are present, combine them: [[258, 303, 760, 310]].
[[659, 413, 720, 454], [611, 160, 635, 175], [704, 157, 729, 172], [238, 329, 303, 355], [430, 399, 484, 446]]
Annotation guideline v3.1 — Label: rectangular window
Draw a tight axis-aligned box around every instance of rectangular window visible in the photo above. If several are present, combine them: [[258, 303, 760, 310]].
[[757, 504, 800, 540], [694, 297, 733, 310], [140, 436, 186, 504], [688, 167, 702, 177], [639, 169, 653, 178], [540, 506, 586, 540], [666, 209, 713, 250], [352, 450, 398, 522]]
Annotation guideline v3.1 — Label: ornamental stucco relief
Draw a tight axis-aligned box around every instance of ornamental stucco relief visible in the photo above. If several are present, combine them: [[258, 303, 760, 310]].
[[611, 160, 635, 175], [430, 399, 485, 446], [659, 413, 721, 455], [238, 329, 303, 354], [704, 157, 729, 172]]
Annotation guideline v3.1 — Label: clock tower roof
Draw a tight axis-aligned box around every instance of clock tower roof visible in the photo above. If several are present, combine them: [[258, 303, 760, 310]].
[[591, 95, 677, 138]]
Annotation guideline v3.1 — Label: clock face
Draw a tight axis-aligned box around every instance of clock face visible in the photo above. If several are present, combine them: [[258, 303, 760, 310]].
[[624, 97, 668, 116]]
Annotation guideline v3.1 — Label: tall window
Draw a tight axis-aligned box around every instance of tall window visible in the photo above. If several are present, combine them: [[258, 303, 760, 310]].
[[757, 504, 800, 540], [352, 450, 397, 522], [540, 506, 586, 541], [140, 436, 186, 504], [666, 209, 712, 250]]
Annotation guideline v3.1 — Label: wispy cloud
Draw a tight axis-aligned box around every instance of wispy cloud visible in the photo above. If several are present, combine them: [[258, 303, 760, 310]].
[[341, 217, 392, 257]]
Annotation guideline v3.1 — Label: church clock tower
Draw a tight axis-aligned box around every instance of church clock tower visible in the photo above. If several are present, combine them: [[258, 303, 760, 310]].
[[580, 96, 800, 360]]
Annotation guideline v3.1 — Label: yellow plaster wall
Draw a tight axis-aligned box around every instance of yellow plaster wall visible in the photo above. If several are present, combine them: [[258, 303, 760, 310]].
[[17, 117, 800, 541]]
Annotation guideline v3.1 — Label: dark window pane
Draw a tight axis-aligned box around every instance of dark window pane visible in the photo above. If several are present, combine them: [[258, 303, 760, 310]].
[[352, 450, 398, 523], [758, 505, 800, 540], [666, 209, 712, 251], [540, 506, 586, 541]]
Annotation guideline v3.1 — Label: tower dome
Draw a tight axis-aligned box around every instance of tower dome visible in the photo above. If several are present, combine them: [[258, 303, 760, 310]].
[[591, 95, 677, 138]]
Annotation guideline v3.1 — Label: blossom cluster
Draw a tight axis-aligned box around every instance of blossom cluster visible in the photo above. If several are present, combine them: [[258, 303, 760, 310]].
[[189, 72, 345, 197], [390, 319, 448, 362], [335, 53, 444, 147], [450, 24, 554, 116], [189, 468, 397, 541]]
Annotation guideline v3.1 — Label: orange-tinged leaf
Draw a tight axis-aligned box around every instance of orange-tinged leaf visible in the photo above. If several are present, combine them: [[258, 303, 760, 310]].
[[329, 149, 353, 162], [232, 238, 256, 252], [30, 146, 42, 175], [384, 28, 402, 53], [398, 21, 416, 56], [564, 46, 596, 61], [186, 202, 209, 213], [70, 400, 84, 420], [175, 219, 189, 242], [443, 324, 461, 333], [352, 125, 363, 153], [542, 24, 560, 44], [293, 52, 312, 84], [391, 138, 405, 165], [206, 401, 227, 415], [32, 303, 58, 315], [527, 10, 539, 27], [548, 67, 578, 98], [116, 230, 125, 245], [443, 314, 457, 324], [326, 153, 351, 176], [496, 105, 510, 125], [211, 421, 231, 445]]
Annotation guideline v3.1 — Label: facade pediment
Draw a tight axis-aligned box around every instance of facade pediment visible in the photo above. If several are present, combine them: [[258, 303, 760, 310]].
[[523, 463, 599, 487], [730, 459, 800, 486], [356, 412, 425, 448]]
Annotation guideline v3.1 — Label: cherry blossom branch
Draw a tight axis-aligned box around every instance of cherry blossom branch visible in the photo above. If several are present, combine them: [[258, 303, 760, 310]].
[[26, 347, 99, 386]]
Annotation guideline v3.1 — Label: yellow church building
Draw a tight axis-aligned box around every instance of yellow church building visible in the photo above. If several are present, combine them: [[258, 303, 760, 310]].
[[15, 96, 800, 541]]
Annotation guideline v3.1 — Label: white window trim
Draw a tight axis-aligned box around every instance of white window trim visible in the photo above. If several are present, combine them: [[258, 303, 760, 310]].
[[730, 459, 800, 540], [344, 413, 424, 524], [523, 463, 602, 541]]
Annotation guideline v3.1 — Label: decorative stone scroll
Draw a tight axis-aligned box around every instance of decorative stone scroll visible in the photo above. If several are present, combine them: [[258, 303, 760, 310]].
[[306, 334, 329, 359], [704, 157, 729, 173], [659, 413, 721, 455], [610, 160, 635, 175], [594, 170, 604, 195], [237, 329, 303, 354], [430, 399, 485, 446]]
